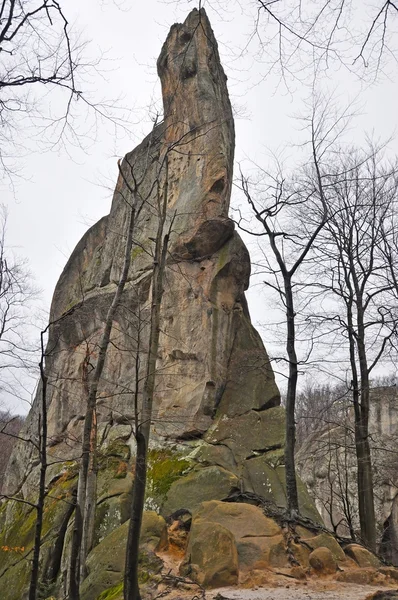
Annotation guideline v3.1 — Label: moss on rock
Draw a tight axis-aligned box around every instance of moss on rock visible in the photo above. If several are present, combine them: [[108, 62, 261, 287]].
[[145, 448, 191, 511], [97, 582, 124, 600], [81, 513, 165, 600]]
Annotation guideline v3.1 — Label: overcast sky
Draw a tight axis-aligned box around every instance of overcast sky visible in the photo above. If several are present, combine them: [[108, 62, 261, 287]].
[[2, 0, 398, 412]]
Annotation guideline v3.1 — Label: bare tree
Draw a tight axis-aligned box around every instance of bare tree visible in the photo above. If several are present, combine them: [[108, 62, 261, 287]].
[[123, 149, 174, 600], [234, 96, 348, 514], [308, 145, 398, 550], [185, 0, 398, 85], [0, 0, 126, 183], [67, 157, 144, 599]]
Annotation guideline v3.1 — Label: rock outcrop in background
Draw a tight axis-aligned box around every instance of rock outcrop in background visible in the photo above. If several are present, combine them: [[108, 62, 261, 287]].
[[297, 386, 398, 564], [0, 9, 391, 600]]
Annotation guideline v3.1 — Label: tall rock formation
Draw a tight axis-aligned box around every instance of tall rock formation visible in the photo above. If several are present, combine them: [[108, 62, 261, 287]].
[[0, 10, 323, 600], [4, 7, 282, 501]]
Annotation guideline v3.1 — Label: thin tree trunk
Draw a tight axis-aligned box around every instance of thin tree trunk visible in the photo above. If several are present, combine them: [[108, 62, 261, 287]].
[[356, 307, 376, 550], [69, 193, 137, 599], [124, 158, 170, 600], [284, 278, 299, 515], [28, 332, 48, 600], [80, 410, 98, 580]]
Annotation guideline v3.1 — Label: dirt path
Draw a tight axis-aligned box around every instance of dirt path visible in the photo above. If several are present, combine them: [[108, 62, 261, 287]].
[[210, 582, 394, 600]]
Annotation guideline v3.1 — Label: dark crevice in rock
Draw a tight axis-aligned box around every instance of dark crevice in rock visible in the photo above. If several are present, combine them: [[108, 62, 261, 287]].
[[169, 349, 198, 361], [210, 177, 225, 194], [44, 489, 76, 583], [252, 394, 281, 412], [176, 430, 205, 441], [97, 492, 124, 506], [245, 445, 284, 460]]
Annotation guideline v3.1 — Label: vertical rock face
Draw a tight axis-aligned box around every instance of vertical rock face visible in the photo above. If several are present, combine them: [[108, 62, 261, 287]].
[[4, 8, 280, 497], [0, 10, 321, 598]]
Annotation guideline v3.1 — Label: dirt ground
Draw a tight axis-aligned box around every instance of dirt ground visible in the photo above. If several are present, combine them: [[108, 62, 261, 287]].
[[209, 581, 395, 600], [157, 550, 398, 600]]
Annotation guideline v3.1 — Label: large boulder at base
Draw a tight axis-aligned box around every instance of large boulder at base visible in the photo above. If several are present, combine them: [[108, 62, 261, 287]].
[[180, 521, 239, 587], [184, 500, 286, 572], [193, 500, 281, 538], [181, 500, 334, 575], [309, 547, 337, 574], [344, 543, 381, 568]]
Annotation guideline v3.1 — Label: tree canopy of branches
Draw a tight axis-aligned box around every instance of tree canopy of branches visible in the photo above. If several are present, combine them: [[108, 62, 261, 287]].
[[307, 146, 398, 550], [0, 204, 37, 403], [0, 0, 125, 184], [198, 0, 398, 83]]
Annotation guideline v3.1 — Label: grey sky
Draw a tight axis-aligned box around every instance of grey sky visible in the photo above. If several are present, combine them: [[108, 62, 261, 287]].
[[2, 0, 398, 412]]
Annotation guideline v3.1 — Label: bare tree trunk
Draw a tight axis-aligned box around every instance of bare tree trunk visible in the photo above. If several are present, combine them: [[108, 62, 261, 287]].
[[69, 191, 137, 599], [284, 279, 299, 515], [124, 158, 170, 600], [356, 306, 376, 550], [80, 410, 98, 580], [28, 331, 48, 600]]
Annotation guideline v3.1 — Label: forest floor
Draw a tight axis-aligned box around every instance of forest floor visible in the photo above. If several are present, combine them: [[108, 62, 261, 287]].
[[156, 551, 398, 600], [209, 581, 396, 599]]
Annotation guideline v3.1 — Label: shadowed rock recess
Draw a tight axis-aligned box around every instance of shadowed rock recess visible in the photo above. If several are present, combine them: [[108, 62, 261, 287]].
[[2, 9, 385, 600]]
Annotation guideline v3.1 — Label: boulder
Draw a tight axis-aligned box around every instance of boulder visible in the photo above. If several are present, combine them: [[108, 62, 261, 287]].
[[208, 407, 285, 464], [379, 566, 398, 581], [344, 543, 381, 568], [180, 521, 239, 587], [162, 466, 239, 516], [337, 568, 377, 585], [309, 547, 337, 574], [301, 532, 346, 562], [193, 500, 281, 538], [237, 534, 288, 569], [188, 500, 287, 571], [81, 512, 166, 600]]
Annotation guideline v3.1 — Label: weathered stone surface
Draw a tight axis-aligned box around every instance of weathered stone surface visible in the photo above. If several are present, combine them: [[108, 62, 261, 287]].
[[187, 500, 287, 572], [237, 534, 288, 569], [81, 513, 166, 600], [162, 466, 239, 516], [309, 547, 337, 574], [379, 566, 398, 581], [301, 532, 346, 562], [336, 568, 378, 585], [180, 521, 239, 587], [207, 407, 285, 464], [242, 460, 322, 523], [344, 543, 381, 568], [194, 500, 281, 538]]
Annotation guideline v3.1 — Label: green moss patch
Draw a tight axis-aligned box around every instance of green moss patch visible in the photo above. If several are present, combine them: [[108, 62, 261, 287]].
[[97, 581, 123, 600], [146, 448, 191, 511]]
